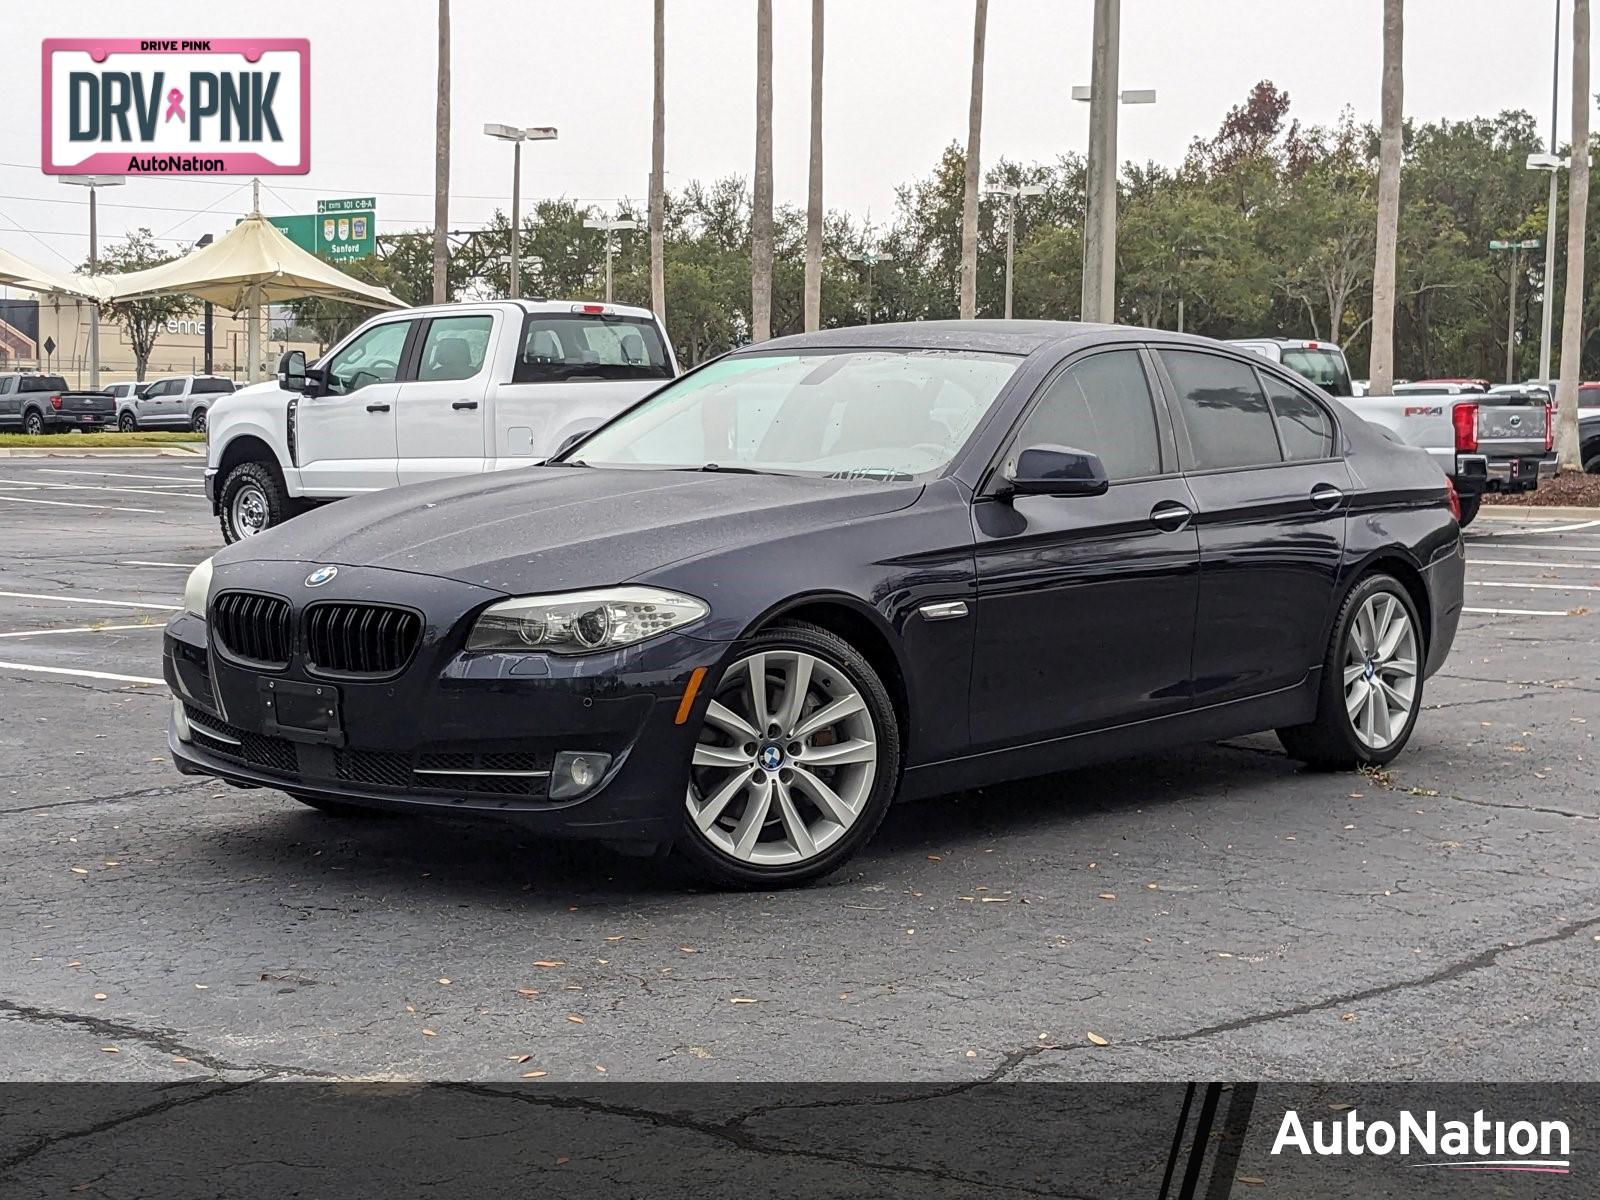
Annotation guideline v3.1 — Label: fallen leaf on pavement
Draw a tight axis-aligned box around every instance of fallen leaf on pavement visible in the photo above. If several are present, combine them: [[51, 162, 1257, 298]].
[[421, 1028, 437, 1037], [1098, 893, 1116, 901], [522, 1070, 547, 1078], [729, 996, 757, 1004], [70, 867, 89, 876], [567, 1014, 585, 1024], [1086, 1032, 1109, 1046], [533, 961, 565, 969], [509, 1054, 531, 1063]]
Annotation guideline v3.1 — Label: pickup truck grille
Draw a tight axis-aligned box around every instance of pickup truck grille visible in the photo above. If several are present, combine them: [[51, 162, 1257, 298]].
[[305, 603, 421, 676], [211, 592, 293, 667]]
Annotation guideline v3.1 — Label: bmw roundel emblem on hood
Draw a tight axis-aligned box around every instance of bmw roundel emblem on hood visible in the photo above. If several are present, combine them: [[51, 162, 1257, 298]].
[[304, 566, 339, 588]]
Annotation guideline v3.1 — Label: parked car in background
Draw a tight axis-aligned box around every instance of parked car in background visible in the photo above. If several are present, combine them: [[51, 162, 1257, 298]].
[[205, 299, 679, 542], [1580, 405, 1600, 474], [118, 374, 235, 433], [102, 381, 147, 406], [1342, 387, 1553, 524], [1228, 337, 1355, 397], [0, 372, 116, 434]]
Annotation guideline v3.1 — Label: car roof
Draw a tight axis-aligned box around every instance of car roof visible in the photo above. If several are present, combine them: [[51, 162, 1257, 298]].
[[750, 319, 1249, 358]]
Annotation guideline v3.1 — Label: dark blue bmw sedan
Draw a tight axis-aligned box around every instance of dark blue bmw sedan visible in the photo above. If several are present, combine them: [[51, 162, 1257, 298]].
[[165, 322, 1464, 887]]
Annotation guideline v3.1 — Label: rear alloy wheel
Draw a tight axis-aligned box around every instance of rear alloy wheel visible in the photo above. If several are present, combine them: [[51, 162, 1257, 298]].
[[119, 410, 138, 432], [676, 622, 900, 888], [23, 410, 45, 436], [1279, 573, 1423, 769]]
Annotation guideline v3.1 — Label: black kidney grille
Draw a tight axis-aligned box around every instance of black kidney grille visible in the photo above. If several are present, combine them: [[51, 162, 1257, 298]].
[[211, 592, 292, 667], [306, 603, 421, 676]]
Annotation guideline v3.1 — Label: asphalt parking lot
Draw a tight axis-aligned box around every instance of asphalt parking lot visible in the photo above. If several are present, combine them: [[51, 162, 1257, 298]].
[[1, 453, 1597, 1084]]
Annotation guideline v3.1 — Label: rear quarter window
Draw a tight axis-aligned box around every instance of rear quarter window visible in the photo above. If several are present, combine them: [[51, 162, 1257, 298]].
[[1261, 374, 1337, 461]]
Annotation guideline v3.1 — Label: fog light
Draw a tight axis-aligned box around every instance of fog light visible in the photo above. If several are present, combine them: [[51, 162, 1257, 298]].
[[173, 697, 192, 743], [549, 751, 612, 800]]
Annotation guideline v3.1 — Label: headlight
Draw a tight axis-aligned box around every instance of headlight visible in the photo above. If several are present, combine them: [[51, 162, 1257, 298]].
[[183, 557, 214, 618], [466, 587, 708, 655]]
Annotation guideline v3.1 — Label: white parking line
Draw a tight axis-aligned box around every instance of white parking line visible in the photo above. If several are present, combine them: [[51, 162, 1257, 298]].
[[120, 560, 196, 569], [0, 660, 163, 686], [1463, 606, 1573, 617], [0, 478, 205, 500], [0, 590, 179, 611], [0, 623, 159, 639], [1483, 543, 1600, 554], [37, 468, 197, 484], [1469, 559, 1600, 570], [0, 495, 163, 515], [1470, 580, 1600, 592], [1476, 519, 1600, 536]]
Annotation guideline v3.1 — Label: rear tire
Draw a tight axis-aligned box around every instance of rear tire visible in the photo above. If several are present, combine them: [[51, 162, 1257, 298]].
[[1583, 443, 1600, 474], [1278, 572, 1425, 770], [119, 410, 138, 432], [23, 409, 45, 436], [290, 793, 386, 818], [1456, 494, 1481, 527], [191, 407, 207, 433], [219, 461, 297, 543], [672, 621, 901, 889]]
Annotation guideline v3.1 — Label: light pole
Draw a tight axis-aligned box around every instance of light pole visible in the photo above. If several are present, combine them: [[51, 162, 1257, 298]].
[[583, 216, 637, 302], [1072, 56, 1155, 325], [847, 249, 890, 324], [1529, 0, 1563, 384], [1173, 243, 1203, 334], [60, 174, 124, 388], [484, 124, 558, 299], [194, 233, 215, 374], [1489, 238, 1541, 384], [985, 183, 1046, 319]]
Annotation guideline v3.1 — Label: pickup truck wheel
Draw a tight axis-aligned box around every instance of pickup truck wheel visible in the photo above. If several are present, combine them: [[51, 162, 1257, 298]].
[[1278, 572, 1424, 770], [23, 409, 45, 436], [190, 408, 207, 433], [1583, 445, 1600, 474], [219, 462, 294, 543], [1456, 495, 1481, 527], [118, 411, 138, 432]]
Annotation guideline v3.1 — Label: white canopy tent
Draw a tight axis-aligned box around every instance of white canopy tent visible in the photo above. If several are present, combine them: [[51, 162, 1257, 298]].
[[0, 244, 109, 301], [104, 211, 403, 382]]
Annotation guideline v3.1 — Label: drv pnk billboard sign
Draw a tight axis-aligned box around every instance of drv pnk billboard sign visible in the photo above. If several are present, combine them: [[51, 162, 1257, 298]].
[[42, 38, 310, 175]]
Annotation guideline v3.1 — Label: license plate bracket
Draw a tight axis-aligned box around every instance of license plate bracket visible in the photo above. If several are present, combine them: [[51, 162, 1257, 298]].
[[259, 678, 343, 745]]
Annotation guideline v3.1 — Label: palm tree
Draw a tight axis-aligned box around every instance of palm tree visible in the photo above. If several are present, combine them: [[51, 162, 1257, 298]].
[[432, 0, 451, 304], [803, 0, 825, 332], [649, 0, 667, 321], [751, 0, 775, 342], [960, 0, 988, 320], [1368, 0, 1403, 394], [1556, 0, 1590, 472]]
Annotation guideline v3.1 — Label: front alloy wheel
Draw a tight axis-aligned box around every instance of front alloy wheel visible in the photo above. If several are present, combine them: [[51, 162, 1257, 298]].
[[677, 622, 900, 887]]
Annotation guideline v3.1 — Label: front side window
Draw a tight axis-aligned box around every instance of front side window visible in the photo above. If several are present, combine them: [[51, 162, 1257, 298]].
[[515, 315, 672, 384], [324, 320, 412, 396], [569, 349, 1020, 479], [1262, 375, 1335, 461], [1010, 350, 1162, 481], [1161, 349, 1284, 472]]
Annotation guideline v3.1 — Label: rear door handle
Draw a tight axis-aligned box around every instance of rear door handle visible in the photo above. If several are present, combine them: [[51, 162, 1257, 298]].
[[365, 402, 391, 413], [1310, 485, 1345, 510], [1149, 500, 1194, 532], [452, 400, 479, 411]]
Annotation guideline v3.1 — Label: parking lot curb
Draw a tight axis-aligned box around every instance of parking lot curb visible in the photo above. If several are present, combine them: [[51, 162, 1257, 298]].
[[0, 446, 203, 458], [1478, 504, 1600, 521]]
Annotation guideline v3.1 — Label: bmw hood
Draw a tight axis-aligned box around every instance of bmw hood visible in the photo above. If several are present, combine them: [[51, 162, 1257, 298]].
[[217, 467, 923, 595]]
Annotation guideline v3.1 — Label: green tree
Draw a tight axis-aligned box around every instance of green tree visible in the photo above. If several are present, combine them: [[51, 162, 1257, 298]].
[[89, 229, 196, 381]]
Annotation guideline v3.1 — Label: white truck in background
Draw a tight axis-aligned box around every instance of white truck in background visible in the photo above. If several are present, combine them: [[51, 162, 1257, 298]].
[[204, 299, 677, 542]]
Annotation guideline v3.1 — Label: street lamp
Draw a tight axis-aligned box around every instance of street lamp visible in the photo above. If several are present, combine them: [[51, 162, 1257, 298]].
[[484, 123, 558, 299], [194, 233, 215, 374], [582, 216, 637, 302], [1173, 243, 1204, 334], [984, 183, 1046, 319], [1489, 237, 1542, 385], [60, 174, 124, 388], [847, 249, 890, 324], [1072, 48, 1156, 325]]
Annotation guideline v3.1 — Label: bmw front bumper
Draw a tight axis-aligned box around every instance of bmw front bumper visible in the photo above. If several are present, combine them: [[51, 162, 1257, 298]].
[[164, 562, 727, 844]]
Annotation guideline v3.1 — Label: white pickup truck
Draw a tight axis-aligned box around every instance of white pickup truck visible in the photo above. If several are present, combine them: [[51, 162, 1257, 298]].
[[1337, 386, 1554, 525], [204, 299, 677, 542]]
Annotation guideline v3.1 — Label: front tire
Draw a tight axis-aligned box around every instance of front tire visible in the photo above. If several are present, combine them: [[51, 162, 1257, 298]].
[[673, 621, 902, 889], [1457, 494, 1481, 527], [1278, 572, 1424, 770], [219, 461, 295, 543]]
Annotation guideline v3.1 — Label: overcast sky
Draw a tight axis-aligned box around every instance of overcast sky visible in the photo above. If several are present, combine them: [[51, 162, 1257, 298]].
[[0, 0, 1584, 280]]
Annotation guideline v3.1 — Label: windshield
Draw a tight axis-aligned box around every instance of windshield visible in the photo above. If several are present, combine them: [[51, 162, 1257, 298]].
[[566, 349, 1021, 478], [1279, 349, 1352, 397]]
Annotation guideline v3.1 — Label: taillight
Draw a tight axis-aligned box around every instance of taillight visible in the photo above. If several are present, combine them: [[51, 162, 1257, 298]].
[[1544, 401, 1555, 452], [1445, 477, 1461, 523], [1452, 402, 1478, 453], [49, 395, 63, 410]]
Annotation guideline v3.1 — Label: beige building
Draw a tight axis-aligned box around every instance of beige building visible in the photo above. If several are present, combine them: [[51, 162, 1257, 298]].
[[3, 295, 321, 389]]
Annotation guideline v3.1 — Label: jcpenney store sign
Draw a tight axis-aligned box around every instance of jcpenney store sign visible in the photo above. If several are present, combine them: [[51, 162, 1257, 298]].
[[43, 38, 309, 175]]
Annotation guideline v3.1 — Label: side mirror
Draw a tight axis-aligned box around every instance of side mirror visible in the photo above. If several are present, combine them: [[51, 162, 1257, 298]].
[[1005, 444, 1110, 497], [277, 350, 309, 393]]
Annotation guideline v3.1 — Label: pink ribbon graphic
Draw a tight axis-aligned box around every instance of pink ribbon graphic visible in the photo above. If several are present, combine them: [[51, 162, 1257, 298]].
[[164, 88, 185, 123]]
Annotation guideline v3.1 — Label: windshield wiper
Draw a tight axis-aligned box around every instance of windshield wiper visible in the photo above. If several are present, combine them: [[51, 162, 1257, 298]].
[[676, 463, 771, 475]]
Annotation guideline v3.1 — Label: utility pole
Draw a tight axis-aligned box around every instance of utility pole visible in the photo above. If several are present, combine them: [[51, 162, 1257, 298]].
[[1538, 0, 1561, 384], [433, 0, 451, 303], [1081, 0, 1120, 323], [584, 217, 638, 302], [196, 233, 214, 374], [1490, 238, 1540, 383], [484, 124, 558, 299], [649, 0, 667, 320]]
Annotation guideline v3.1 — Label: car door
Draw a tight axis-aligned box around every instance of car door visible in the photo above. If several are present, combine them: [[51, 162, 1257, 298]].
[[295, 317, 415, 494], [1154, 347, 1351, 707], [394, 312, 493, 485], [137, 379, 171, 425], [0, 377, 17, 426], [970, 347, 1200, 751]]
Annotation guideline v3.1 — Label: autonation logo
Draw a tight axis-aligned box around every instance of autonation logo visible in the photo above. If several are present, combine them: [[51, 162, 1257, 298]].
[[1273, 1108, 1572, 1175]]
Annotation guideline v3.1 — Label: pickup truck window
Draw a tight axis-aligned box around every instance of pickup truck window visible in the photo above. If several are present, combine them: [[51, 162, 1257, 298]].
[[417, 315, 492, 382], [514, 314, 671, 384], [193, 378, 234, 394], [21, 375, 69, 393], [1261, 375, 1336, 461], [1279, 348, 1352, 397], [325, 320, 413, 395]]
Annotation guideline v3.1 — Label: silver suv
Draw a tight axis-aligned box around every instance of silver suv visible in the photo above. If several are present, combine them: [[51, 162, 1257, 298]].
[[118, 374, 235, 432]]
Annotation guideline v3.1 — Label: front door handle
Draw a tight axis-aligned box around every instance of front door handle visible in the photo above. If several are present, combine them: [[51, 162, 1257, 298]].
[[1149, 500, 1194, 532], [452, 400, 479, 411], [1310, 484, 1345, 510], [365, 402, 391, 413]]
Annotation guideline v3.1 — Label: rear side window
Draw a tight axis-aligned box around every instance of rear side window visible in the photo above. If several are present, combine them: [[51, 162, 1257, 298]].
[[1262, 375, 1336, 460], [193, 378, 234, 394], [1161, 350, 1284, 472], [515, 314, 671, 384], [1012, 350, 1162, 481], [21, 375, 68, 393], [417, 315, 493, 382]]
